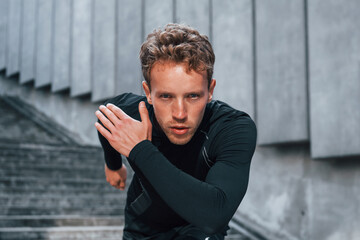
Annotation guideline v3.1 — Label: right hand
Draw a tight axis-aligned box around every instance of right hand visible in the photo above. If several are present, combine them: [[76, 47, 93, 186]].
[[105, 163, 127, 190]]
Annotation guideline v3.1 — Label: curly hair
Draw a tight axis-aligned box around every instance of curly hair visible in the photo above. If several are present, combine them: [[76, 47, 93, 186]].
[[140, 23, 215, 88]]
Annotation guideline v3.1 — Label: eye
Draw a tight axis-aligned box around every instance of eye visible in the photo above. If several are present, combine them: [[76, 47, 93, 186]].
[[188, 93, 200, 99], [160, 94, 171, 99]]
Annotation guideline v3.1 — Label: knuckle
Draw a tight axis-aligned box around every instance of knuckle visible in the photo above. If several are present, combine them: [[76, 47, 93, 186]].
[[115, 121, 122, 128], [114, 108, 121, 115], [123, 118, 131, 124]]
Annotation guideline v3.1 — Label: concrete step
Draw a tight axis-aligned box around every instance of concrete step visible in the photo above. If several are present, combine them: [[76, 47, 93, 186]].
[[0, 145, 102, 156], [0, 226, 123, 240], [0, 207, 125, 216], [0, 176, 107, 187], [0, 147, 103, 165], [0, 217, 251, 240], [0, 158, 104, 173], [225, 234, 253, 240], [0, 158, 103, 171], [0, 215, 124, 228], [227, 219, 266, 240], [0, 194, 126, 208], [0, 185, 121, 195], [0, 194, 126, 209], [0, 141, 102, 153], [0, 149, 104, 160], [0, 176, 131, 200], [0, 167, 106, 180]]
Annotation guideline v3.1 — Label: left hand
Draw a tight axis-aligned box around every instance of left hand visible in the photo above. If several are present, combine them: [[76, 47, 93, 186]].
[[95, 101, 152, 157]]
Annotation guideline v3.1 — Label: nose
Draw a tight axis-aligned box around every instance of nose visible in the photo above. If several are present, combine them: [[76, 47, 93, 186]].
[[172, 99, 187, 121]]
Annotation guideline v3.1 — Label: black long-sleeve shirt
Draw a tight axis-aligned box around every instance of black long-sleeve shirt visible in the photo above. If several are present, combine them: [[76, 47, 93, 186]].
[[98, 93, 257, 235]]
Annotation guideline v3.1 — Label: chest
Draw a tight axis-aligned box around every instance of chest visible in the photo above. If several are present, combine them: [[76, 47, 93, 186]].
[[156, 132, 213, 181]]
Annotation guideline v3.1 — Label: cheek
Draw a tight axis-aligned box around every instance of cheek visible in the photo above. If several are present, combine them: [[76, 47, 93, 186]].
[[190, 103, 207, 123], [153, 104, 170, 121]]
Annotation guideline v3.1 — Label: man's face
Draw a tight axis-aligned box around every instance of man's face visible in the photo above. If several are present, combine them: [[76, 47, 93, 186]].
[[143, 61, 216, 145]]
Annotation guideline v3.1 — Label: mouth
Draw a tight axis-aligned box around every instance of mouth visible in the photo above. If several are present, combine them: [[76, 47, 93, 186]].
[[170, 126, 190, 135]]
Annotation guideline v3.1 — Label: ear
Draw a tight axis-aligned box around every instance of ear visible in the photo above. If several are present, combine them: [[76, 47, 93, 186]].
[[142, 81, 152, 105], [208, 79, 216, 103]]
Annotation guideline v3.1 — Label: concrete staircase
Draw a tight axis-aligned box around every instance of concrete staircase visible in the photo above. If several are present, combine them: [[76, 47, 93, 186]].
[[0, 144, 126, 239], [0, 97, 127, 239]]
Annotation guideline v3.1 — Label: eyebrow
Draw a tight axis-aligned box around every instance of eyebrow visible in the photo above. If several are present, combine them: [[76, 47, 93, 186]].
[[156, 90, 205, 96]]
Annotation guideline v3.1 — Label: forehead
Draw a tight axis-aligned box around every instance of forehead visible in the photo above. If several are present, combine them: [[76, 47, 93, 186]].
[[149, 61, 207, 92]]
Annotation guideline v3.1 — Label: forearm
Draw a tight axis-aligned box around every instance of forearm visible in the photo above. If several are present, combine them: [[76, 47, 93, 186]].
[[129, 140, 250, 234]]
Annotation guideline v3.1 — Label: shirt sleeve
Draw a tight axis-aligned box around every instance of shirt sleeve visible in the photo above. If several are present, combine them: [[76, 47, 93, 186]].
[[128, 116, 257, 235], [97, 128, 123, 171]]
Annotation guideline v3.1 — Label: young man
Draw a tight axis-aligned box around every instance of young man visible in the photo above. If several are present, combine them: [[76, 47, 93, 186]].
[[95, 23, 257, 240]]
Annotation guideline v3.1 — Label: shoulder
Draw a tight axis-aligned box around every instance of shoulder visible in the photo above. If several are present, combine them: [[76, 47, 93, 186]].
[[205, 100, 256, 130], [204, 100, 257, 156], [104, 93, 147, 119]]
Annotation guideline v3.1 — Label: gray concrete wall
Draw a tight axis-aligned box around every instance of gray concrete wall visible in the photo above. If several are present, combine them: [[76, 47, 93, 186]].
[[71, 0, 92, 97], [237, 145, 310, 240], [91, 0, 117, 102], [6, 0, 21, 76], [308, 0, 360, 159], [52, 0, 71, 92], [144, 0, 173, 39], [238, 145, 360, 240], [35, 0, 53, 88], [175, 0, 210, 37], [116, 0, 142, 95], [20, 0, 36, 84], [212, 0, 254, 118], [0, 0, 8, 70], [256, 0, 308, 145]]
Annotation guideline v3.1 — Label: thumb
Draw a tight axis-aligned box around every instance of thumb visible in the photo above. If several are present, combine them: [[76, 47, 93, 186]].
[[119, 179, 125, 190], [138, 101, 149, 123], [138, 101, 152, 140]]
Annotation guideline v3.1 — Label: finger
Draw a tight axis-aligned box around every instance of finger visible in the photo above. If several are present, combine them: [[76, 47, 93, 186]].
[[106, 103, 130, 120], [110, 180, 122, 189], [99, 105, 123, 126], [95, 109, 115, 131], [119, 180, 125, 190], [116, 182, 125, 190], [95, 122, 112, 140]]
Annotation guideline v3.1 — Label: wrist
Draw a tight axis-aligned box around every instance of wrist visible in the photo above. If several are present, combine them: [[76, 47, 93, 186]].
[[106, 163, 122, 172], [128, 140, 151, 160]]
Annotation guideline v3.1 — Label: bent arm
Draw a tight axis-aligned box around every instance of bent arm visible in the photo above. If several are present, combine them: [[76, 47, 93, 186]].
[[128, 118, 257, 234]]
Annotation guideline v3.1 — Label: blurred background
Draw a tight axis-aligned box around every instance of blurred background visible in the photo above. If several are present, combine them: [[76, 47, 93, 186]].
[[0, 0, 359, 239]]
